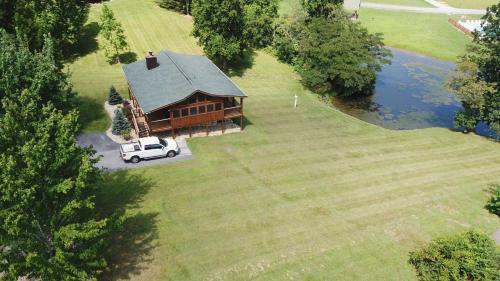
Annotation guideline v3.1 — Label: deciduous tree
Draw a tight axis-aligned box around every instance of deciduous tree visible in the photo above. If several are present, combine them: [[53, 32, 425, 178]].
[[408, 230, 500, 281], [243, 0, 278, 48], [158, 0, 192, 15], [448, 3, 500, 133], [0, 30, 74, 112], [485, 185, 500, 217], [301, 0, 343, 18], [446, 57, 495, 132], [192, 0, 246, 68], [0, 0, 89, 50], [100, 4, 129, 64], [0, 89, 109, 280], [293, 11, 390, 97]]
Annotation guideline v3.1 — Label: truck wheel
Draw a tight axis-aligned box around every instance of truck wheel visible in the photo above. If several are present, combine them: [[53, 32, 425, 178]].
[[131, 156, 141, 163], [167, 150, 176, 158]]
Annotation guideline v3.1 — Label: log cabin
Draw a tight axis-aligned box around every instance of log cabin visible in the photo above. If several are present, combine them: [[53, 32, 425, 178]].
[[122, 50, 247, 138]]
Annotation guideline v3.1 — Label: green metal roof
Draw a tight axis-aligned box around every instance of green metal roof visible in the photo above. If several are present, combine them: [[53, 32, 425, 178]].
[[122, 50, 247, 114]]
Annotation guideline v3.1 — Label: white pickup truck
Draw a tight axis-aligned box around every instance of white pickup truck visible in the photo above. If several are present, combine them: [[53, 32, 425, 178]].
[[120, 136, 180, 163]]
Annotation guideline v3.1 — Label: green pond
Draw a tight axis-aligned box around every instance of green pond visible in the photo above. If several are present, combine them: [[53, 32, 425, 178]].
[[332, 48, 496, 138]]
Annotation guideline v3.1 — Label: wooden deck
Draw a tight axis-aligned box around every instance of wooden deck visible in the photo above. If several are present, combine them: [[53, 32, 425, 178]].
[[150, 119, 173, 133], [224, 107, 243, 119]]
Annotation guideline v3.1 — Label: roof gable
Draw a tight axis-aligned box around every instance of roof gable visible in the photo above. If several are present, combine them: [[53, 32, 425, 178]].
[[122, 50, 246, 114]]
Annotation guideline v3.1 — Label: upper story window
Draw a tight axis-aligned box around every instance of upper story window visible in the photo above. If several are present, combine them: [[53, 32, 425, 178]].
[[188, 96, 196, 104]]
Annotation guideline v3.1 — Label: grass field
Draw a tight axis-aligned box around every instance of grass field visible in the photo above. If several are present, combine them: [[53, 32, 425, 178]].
[[443, 0, 498, 9], [359, 8, 470, 61], [69, 0, 500, 280]]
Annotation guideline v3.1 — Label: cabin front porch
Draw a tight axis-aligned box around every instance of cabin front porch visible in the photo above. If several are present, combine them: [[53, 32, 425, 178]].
[[129, 94, 244, 138]]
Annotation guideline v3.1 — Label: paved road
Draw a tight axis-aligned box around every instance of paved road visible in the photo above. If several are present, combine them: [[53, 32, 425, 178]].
[[362, 0, 486, 15], [77, 133, 193, 170]]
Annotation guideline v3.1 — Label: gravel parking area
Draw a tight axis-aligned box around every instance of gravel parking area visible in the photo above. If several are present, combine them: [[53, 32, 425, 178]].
[[77, 133, 192, 170]]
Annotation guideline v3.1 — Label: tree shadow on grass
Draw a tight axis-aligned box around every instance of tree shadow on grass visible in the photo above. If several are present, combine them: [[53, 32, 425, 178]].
[[226, 49, 256, 77], [242, 115, 253, 129], [119, 51, 138, 64], [95, 170, 159, 281], [77, 95, 108, 132], [64, 22, 100, 63]]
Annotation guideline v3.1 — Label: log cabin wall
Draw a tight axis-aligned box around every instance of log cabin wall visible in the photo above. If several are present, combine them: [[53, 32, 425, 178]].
[[146, 92, 230, 130]]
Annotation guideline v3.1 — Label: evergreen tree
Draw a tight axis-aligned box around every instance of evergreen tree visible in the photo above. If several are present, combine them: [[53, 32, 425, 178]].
[[108, 85, 123, 105], [112, 108, 131, 135], [0, 90, 109, 280], [0, 30, 74, 113], [100, 5, 129, 63], [408, 230, 499, 281]]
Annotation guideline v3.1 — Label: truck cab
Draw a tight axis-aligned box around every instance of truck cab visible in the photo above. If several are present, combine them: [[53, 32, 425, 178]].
[[120, 136, 180, 163]]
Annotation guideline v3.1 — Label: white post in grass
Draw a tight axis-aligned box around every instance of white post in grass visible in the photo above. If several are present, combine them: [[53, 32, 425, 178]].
[[294, 94, 298, 108]]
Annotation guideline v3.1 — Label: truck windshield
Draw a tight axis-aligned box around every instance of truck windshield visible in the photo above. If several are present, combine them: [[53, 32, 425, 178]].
[[159, 138, 167, 147]]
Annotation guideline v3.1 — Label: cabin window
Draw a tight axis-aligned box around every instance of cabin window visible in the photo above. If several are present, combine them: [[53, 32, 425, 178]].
[[163, 110, 170, 119], [206, 96, 212, 101], [215, 103, 222, 111], [173, 110, 180, 118], [190, 107, 197, 115], [207, 104, 214, 112], [181, 108, 189, 116], [198, 95, 206, 102], [199, 105, 206, 113], [188, 96, 196, 104]]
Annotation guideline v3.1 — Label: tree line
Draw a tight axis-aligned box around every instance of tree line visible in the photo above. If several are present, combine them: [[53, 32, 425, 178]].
[[160, 0, 391, 98], [0, 2, 121, 280]]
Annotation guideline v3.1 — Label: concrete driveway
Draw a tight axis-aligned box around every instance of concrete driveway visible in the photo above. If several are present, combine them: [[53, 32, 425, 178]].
[[77, 133, 193, 170]]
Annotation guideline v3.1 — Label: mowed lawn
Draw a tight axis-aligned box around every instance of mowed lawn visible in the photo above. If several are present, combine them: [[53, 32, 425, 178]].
[[443, 0, 498, 9], [69, 0, 500, 280], [358, 8, 470, 61]]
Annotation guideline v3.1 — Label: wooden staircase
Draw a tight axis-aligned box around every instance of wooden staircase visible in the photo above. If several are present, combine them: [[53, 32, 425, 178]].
[[137, 122, 150, 137]]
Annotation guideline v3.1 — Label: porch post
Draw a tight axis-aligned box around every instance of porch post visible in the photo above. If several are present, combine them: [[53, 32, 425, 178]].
[[240, 97, 244, 131]]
